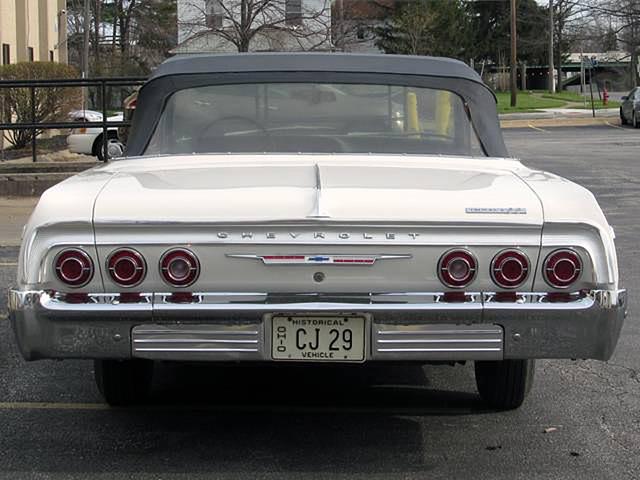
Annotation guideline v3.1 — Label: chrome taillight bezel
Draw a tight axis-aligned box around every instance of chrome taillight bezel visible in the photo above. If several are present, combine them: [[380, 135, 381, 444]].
[[438, 249, 478, 289], [53, 248, 94, 288], [159, 248, 200, 287], [491, 249, 530, 289], [106, 248, 147, 287], [543, 248, 583, 289]]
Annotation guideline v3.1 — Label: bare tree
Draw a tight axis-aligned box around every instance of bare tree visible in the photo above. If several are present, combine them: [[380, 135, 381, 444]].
[[178, 0, 331, 53], [582, 0, 640, 87], [552, 0, 592, 90]]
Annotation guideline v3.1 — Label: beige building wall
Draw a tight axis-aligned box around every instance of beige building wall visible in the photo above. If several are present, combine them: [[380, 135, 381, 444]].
[[0, 0, 67, 65], [0, 2, 18, 63]]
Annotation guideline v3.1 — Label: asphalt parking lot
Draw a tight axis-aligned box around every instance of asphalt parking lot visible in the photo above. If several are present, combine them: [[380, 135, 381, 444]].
[[0, 124, 638, 479]]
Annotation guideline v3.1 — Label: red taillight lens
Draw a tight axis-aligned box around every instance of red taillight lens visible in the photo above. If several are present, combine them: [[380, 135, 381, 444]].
[[544, 249, 582, 288], [491, 250, 530, 289], [54, 248, 93, 287], [107, 249, 146, 287], [438, 249, 477, 288], [160, 248, 200, 287]]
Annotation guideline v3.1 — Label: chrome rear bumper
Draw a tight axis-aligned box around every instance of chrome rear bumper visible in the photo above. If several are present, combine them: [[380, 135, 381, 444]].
[[8, 289, 627, 362]]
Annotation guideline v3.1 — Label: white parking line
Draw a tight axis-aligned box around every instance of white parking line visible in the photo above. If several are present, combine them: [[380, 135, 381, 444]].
[[606, 122, 626, 130], [527, 124, 548, 133], [0, 262, 18, 267], [0, 402, 109, 410]]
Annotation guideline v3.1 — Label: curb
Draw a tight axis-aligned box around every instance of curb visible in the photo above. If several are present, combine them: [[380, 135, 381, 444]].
[[0, 162, 97, 174], [0, 162, 97, 197], [0, 173, 73, 197]]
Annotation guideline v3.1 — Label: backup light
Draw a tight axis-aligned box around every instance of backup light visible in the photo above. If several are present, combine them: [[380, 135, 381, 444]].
[[438, 249, 477, 288]]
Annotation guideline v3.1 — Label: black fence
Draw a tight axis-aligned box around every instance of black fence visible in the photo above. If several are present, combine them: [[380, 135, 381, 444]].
[[0, 77, 146, 162]]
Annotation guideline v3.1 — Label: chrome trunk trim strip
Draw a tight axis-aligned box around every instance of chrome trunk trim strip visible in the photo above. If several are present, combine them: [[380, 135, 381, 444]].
[[373, 323, 504, 360], [132, 324, 263, 361]]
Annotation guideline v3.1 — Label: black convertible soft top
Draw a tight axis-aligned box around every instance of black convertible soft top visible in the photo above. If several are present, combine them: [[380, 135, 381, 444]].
[[126, 53, 508, 157], [150, 53, 489, 88]]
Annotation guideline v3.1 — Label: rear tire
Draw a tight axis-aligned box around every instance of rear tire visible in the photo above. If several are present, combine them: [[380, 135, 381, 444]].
[[634, 111, 640, 129], [475, 359, 535, 410], [93, 133, 123, 161], [94, 359, 154, 406]]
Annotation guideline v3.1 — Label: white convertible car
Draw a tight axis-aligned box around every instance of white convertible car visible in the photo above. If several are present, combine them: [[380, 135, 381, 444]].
[[8, 54, 626, 409]]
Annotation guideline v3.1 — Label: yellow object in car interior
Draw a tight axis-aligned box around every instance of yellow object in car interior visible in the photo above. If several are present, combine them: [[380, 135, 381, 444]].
[[436, 90, 453, 136], [406, 92, 419, 133]]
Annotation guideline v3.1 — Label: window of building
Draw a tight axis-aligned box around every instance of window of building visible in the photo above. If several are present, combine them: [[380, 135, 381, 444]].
[[286, 0, 303, 26], [2, 44, 10, 65], [49, 50, 54, 62], [28, 47, 34, 62], [205, 0, 224, 29]]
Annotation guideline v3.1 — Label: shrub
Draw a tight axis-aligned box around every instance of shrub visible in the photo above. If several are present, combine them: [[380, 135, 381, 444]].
[[0, 62, 81, 149]]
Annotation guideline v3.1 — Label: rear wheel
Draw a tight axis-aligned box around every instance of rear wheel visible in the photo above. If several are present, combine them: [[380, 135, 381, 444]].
[[94, 359, 154, 406], [474, 359, 535, 410], [634, 111, 640, 129]]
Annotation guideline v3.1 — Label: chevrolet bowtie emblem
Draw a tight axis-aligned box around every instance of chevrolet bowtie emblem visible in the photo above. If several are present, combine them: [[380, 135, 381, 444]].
[[226, 254, 412, 265]]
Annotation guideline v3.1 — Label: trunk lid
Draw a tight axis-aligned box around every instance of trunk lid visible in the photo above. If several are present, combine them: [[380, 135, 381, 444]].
[[93, 154, 543, 225]]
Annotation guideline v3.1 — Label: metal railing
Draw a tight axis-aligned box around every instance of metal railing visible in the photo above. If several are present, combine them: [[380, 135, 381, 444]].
[[0, 77, 146, 162]]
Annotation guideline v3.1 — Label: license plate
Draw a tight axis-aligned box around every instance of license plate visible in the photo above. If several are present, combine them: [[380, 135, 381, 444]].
[[271, 316, 366, 362]]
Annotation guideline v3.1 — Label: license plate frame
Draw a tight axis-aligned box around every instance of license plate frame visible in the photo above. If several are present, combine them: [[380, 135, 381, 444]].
[[269, 314, 367, 362]]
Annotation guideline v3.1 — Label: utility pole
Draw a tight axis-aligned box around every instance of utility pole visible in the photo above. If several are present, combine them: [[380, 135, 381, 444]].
[[548, 0, 555, 93], [510, 0, 517, 107], [82, 0, 90, 110], [339, 0, 345, 51]]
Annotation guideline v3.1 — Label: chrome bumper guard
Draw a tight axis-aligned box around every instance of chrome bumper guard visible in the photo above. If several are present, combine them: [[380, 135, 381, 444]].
[[8, 289, 627, 362]]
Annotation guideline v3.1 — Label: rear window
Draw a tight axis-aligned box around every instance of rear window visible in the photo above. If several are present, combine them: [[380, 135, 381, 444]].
[[145, 82, 485, 157]]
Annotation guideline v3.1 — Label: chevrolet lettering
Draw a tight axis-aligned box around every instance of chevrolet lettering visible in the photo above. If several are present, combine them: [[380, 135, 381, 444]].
[[8, 53, 626, 410]]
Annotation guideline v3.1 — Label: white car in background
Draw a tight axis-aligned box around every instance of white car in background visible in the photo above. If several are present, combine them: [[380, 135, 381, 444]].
[[68, 109, 103, 122], [66, 112, 124, 161]]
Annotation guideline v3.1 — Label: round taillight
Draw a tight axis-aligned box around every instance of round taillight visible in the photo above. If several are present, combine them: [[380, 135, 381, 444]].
[[438, 249, 477, 288], [54, 248, 93, 287], [107, 249, 146, 287], [544, 249, 582, 288], [160, 248, 200, 287], [491, 250, 530, 289]]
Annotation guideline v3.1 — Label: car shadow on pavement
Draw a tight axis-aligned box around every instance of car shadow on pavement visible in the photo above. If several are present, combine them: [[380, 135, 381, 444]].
[[70, 363, 490, 476], [149, 361, 488, 414], [0, 359, 503, 476]]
